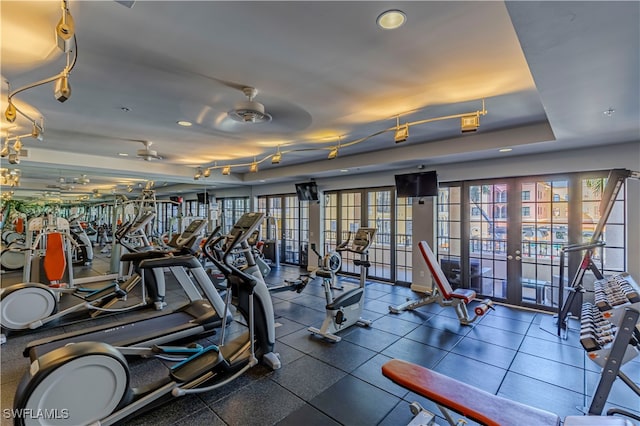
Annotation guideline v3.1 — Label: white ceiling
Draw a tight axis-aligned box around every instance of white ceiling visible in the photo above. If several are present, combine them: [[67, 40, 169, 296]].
[[1, 1, 638, 202]]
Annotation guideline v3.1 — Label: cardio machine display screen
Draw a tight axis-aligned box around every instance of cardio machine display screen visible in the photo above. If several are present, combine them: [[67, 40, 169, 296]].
[[184, 220, 204, 234]]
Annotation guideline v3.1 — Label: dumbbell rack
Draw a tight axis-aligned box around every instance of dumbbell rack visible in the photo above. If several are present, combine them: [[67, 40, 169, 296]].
[[579, 273, 640, 416]]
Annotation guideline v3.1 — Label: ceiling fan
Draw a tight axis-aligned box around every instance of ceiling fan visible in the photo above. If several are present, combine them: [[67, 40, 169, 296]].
[[76, 174, 90, 185], [136, 141, 163, 161], [47, 176, 75, 191], [227, 87, 272, 124]]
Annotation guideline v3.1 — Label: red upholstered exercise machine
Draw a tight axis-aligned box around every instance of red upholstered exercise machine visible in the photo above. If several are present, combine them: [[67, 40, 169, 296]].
[[389, 240, 493, 325]]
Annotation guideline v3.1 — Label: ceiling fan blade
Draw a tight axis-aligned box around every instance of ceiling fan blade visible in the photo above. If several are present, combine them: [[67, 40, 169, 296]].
[[189, 72, 248, 92], [114, 0, 136, 8]]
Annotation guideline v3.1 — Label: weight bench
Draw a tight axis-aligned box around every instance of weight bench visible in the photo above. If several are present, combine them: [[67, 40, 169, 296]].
[[389, 241, 492, 325], [382, 359, 635, 426]]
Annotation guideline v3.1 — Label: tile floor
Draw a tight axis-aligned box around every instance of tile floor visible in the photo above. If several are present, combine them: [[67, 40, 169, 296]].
[[1, 257, 639, 426]]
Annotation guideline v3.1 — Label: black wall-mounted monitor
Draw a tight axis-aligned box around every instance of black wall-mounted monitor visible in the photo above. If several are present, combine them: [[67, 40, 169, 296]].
[[394, 170, 438, 198], [197, 192, 210, 204], [295, 181, 319, 201]]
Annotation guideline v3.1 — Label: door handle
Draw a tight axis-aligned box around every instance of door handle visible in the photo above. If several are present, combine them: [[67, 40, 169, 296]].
[[515, 255, 521, 260], [507, 255, 513, 260]]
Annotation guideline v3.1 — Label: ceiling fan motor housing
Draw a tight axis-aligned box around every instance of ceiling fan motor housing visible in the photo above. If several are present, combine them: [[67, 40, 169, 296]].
[[230, 100, 271, 123]]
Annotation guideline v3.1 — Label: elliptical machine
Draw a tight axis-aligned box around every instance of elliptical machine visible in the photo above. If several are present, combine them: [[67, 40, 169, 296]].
[[12, 212, 281, 426], [309, 227, 377, 342]]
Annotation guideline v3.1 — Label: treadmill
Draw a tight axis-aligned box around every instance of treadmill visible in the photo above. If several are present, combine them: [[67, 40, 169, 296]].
[[24, 219, 230, 361]]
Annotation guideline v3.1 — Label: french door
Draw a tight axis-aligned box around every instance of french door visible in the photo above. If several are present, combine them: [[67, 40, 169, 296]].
[[465, 177, 570, 308], [440, 171, 624, 310]]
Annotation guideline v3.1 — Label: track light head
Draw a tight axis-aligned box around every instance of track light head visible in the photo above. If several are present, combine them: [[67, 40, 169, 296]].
[[32, 122, 44, 141], [8, 153, 20, 165], [328, 147, 339, 160], [0, 142, 9, 158], [271, 152, 282, 164], [12, 137, 22, 152], [55, 5, 75, 53], [194, 168, 202, 180], [203, 168, 211, 178], [249, 161, 258, 173], [461, 113, 480, 133], [221, 166, 231, 175], [5, 101, 16, 123], [394, 123, 409, 143], [54, 73, 71, 102]]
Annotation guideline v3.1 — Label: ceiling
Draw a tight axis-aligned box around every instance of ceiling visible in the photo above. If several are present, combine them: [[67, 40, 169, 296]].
[[1, 1, 638, 202]]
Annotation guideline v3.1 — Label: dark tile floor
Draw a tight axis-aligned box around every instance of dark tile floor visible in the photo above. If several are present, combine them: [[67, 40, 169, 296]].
[[1, 257, 639, 425]]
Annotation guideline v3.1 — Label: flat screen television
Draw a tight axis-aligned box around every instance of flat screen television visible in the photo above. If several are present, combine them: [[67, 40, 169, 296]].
[[196, 192, 210, 204], [295, 181, 319, 201], [394, 170, 438, 198]]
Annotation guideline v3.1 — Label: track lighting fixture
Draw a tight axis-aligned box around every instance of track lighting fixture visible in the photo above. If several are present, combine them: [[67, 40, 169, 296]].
[[0, 141, 9, 158], [327, 147, 339, 160], [54, 71, 71, 103], [394, 118, 409, 144], [127, 185, 133, 193], [203, 168, 211, 178], [8, 153, 20, 165], [56, 0, 75, 53], [32, 122, 44, 141], [0, 169, 21, 187], [194, 168, 203, 180], [12, 137, 22, 153], [207, 100, 487, 174], [5, 101, 16, 123], [461, 112, 480, 133], [272, 147, 282, 164]]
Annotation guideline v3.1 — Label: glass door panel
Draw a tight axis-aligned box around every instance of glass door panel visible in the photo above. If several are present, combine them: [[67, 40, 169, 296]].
[[467, 182, 509, 299], [367, 190, 391, 280], [518, 179, 569, 308], [339, 192, 362, 274]]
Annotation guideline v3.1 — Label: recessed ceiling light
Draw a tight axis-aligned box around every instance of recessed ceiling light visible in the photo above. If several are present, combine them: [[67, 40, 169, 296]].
[[340, 169, 349, 173], [499, 148, 512, 153], [377, 10, 406, 30], [177, 120, 192, 127], [603, 108, 615, 117], [259, 179, 266, 183], [120, 107, 131, 112], [118, 152, 129, 156]]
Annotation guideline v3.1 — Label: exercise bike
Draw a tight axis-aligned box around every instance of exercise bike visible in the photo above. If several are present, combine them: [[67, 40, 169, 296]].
[[310, 241, 343, 290], [12, 212, 281, 426], [309, 227, 377, 342]]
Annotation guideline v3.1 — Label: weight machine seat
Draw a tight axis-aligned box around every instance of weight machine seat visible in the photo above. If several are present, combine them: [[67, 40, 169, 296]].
[[316, 269, 333, 279], [382, 359, 561, 426], [15, 218, 24, 234], [450, 288, 477, 304], [43, 232, 66, 283], [418, 241, 476, 304]]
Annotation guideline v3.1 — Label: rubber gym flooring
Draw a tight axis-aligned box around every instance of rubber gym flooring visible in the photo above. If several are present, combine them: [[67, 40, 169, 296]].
[[1, 256, 639, 426]]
